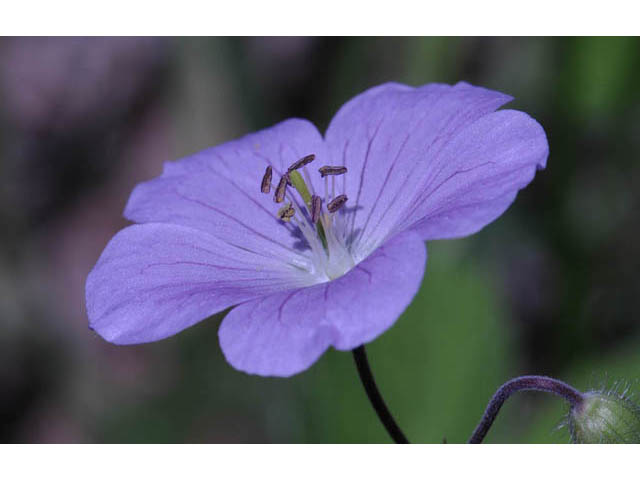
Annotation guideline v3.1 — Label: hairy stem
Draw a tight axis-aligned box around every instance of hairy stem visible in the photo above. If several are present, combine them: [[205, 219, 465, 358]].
[[468, 375, 585, 443], [352, 345, 409, 444]]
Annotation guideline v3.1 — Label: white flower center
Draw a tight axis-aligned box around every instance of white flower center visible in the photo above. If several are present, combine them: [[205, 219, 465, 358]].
[[298, 206, 355, 282]]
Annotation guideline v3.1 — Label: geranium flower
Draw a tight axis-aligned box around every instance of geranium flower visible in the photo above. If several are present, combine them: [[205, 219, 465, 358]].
[[86, 82, 548, 377]]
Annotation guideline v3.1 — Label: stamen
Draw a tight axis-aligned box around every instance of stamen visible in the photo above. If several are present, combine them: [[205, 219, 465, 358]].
[[277, 203, 295, 222], [274, 174, 289, 203], [258, 156, 354, 278], [324, 176, 329, 204], [260, 166, 273, 193], [327, 194, 348, 213], [318, 166, 347, 177], [288, 154, 316, 172], [310, 195, 323, 223]]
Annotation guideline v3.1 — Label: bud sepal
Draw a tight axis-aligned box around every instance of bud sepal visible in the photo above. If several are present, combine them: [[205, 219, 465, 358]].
[[568, 387, 640, 444]]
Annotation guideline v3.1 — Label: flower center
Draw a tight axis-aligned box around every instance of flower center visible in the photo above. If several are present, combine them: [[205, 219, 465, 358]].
[[260, 155, 355, 281]]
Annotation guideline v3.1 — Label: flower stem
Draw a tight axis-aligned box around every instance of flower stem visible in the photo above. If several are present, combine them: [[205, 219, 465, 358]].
[[352, 345, 409, 444], [468, 375, 585, 443]]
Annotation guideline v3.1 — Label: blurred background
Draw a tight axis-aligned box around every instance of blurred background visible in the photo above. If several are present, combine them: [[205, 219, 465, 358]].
[[1, 37, 639, 443]]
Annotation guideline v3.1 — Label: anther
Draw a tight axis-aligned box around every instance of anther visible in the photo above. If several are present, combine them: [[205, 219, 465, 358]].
[[288, 154, 315, 172], [310, 195, 323, 223], [277, 203, 295, 222], [260, 166, 272, 194], [274, 174, 289, 203], [318, 165, 347, 177], [327, 194, 348, 213]]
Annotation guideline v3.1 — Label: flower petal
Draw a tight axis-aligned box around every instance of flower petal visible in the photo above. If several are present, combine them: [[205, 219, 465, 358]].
[[324, 82, 516, 254], [124, 118, 328, 266], [218, 230, 426, 377], [86, 223, 315, 345], [404, 109, 548, 239]]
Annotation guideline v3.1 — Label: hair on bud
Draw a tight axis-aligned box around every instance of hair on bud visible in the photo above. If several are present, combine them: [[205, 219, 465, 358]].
[[568, 384, 640, 443]]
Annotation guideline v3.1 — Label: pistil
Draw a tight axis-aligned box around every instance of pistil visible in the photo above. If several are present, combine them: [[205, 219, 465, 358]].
[[288, 170, 312, 206]]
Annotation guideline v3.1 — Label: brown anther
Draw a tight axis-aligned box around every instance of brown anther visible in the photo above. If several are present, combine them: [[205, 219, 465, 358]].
[[260, 166, 273, 193], [327, 194, 348, 213], [318, 165, 347, 178], [277, 204, 295, 222], [274, 174, 289, 203], [310, 195, 323, 223], [287, 154, 315, 172]]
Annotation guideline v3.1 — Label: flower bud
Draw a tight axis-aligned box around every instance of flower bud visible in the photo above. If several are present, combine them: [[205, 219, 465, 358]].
[[569, 391, 640, 443]]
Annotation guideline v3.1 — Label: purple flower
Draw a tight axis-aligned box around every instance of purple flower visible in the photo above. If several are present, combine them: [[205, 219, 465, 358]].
[[86, 82, 548, 377]]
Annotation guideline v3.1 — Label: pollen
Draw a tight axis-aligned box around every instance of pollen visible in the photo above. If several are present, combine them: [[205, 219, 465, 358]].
[[318, 165, 347, 177], [287, 154, 316, 172], [310, 195, 323, 223], [277, 203, 295, 222], [274, 174, 289, 203], [327, 194, 348, 213], [260, 166, 273, 194]]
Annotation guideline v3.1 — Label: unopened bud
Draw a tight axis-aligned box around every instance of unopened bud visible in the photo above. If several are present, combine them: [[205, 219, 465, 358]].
[[569, 391, 640, 443]]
